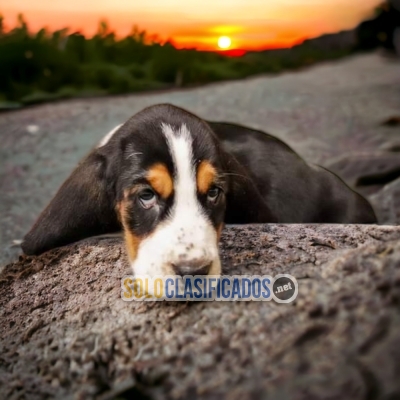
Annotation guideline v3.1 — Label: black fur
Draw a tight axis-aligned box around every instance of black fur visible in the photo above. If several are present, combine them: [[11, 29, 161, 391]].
[[22, 104, 377, 255]]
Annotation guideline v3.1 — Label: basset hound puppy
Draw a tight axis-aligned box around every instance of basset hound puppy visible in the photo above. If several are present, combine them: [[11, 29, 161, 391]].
[[22, 104, 377, 277]]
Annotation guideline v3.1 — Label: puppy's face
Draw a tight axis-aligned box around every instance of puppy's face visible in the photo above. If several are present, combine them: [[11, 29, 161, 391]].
[[112, 108, 227, 278], [22, 105, 230, 279]]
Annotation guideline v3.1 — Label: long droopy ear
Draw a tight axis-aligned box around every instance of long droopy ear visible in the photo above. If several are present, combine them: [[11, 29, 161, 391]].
[[21, 151, 120, 255]]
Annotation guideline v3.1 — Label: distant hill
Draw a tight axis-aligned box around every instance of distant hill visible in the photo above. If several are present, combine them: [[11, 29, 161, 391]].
[[256, 0, 400, 57], [251, 30, 357, 63], [300, 30, 357, 51]]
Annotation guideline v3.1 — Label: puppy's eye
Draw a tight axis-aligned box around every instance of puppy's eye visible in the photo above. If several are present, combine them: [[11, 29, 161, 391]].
[[207, 186, 220, 203], [138, 189, 157, 209]]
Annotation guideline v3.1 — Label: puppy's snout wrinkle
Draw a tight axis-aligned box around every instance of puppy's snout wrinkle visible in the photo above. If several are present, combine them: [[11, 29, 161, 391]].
[[172, 260, 211, 276]]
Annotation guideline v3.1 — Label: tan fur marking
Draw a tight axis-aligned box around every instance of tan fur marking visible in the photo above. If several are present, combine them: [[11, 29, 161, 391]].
[[124, 230, 140, 261], [117, 199, 142, 262], [197, 160, 216, 194], [115, 202, 123, 224], [217, 223, 224, 242], [147, 163, 173, 199]]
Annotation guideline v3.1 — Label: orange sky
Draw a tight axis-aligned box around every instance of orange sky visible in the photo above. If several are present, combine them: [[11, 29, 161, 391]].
[[2, 0, 382, 50]]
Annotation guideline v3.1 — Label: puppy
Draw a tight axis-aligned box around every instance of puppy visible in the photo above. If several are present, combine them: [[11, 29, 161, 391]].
[[22, 104, 377, 278]]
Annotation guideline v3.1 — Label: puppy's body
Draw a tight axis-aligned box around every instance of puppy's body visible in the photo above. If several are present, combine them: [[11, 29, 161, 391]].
[[22, 104, 376, 278], [210, 122, 376, 224]]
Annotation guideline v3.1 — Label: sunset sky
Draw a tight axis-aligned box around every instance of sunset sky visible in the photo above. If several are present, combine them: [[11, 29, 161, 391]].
[[2, 0, 382, 50]]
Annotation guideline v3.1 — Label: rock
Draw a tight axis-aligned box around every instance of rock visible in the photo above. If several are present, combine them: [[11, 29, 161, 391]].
[[1, 224, 400, 400], [326, 152, 400, 196], [369, 177, 400, 225], [326, 152, 400, 224], [379, 141, 400, 152], [381, 116, 400, 126]]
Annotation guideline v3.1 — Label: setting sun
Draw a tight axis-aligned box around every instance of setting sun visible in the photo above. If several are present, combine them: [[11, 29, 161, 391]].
[[218, 36, 232, 49], [1, 0, 383, 51]]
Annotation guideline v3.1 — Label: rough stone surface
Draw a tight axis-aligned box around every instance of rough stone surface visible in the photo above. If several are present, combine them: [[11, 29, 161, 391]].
[[1, 224, 400, 400], [326, 152, 400, 196], [370, 177, 400, 225], [1, 53, 400, 268]]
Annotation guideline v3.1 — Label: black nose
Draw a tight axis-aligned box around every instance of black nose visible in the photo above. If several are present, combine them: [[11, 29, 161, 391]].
[[172, 261, 211, 276]]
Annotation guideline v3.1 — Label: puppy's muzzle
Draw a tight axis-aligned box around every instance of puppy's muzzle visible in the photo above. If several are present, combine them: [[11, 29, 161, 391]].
[[172, 260, 212, 276]]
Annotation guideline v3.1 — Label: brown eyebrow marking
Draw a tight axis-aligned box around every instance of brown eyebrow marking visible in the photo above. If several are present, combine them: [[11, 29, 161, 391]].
[[197, 160, 216, 194], [147, 163, 174, 199]]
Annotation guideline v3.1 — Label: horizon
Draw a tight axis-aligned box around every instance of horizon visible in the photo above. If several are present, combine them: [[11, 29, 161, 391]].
[[2, 0, 382, 51]]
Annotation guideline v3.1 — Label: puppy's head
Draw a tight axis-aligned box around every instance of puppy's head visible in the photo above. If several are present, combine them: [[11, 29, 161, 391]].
[[113, 105, 226, 277], [22, 104, 226, 278]]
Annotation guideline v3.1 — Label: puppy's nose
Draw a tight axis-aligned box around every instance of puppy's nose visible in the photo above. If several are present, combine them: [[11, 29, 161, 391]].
[[172, 261, 211, 276]]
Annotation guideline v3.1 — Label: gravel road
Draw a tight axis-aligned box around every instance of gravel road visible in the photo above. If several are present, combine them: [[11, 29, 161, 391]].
[[1, 53, 399, 268]]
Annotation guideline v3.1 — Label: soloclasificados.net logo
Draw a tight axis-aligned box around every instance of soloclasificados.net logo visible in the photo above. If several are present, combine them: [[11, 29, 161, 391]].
[[121, 275, 298, 303]]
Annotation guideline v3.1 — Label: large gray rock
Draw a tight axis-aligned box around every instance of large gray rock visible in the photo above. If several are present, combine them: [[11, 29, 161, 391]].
[[1, 224, 400, 400], [370, 177, 400, 225], [326, 152, 400, 196]]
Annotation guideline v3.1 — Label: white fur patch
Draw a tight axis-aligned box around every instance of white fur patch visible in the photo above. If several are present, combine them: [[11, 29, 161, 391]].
[[98, 124, 123, 148], [130, 123, 221, 285]]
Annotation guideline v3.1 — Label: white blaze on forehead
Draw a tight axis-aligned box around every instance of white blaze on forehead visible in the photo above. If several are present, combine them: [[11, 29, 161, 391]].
[[161, 123, 201, 215], [98, 124, 123, 148]]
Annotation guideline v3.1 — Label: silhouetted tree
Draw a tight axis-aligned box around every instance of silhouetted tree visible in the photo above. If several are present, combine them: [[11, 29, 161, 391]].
[[357, 0, 400, 50]]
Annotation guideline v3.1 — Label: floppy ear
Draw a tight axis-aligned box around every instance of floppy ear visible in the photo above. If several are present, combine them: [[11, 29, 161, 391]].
[[22, 151, 120, 255]]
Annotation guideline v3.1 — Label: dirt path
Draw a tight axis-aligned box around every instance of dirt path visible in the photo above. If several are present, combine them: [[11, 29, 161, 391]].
[[1, 53, 399, 268]]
